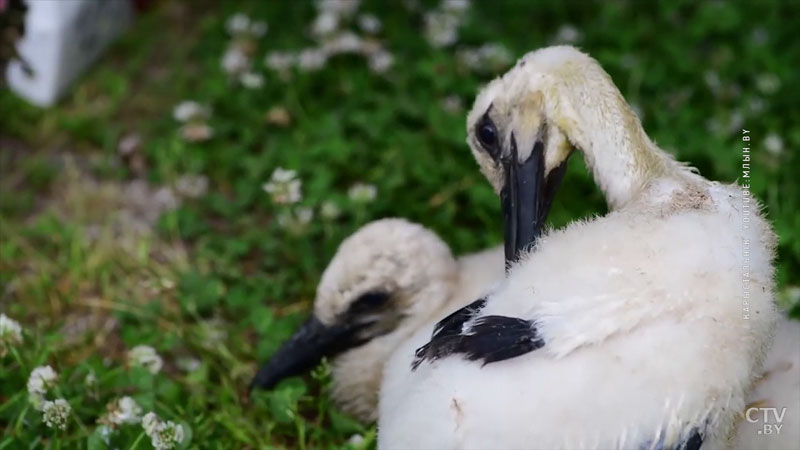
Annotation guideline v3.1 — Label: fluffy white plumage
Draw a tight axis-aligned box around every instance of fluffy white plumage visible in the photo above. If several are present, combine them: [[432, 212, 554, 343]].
[[378, 46, 779, 449]]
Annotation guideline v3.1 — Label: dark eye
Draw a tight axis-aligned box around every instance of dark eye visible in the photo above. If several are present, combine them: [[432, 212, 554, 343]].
[[476, 115, 499, 157], [348, 291, 391, 314]]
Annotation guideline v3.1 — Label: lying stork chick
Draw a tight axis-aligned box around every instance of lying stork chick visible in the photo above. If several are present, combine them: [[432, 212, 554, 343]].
[[250, 218, 505, 422], [379, 46, 780, 449]]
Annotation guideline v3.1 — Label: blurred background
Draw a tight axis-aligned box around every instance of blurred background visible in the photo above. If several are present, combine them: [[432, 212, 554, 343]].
[[1, 0, 798, 448]]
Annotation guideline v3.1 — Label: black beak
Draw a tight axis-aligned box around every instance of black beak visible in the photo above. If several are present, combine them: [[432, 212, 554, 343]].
[[249, 316, 367, 392], [500, 136, 569, 265]]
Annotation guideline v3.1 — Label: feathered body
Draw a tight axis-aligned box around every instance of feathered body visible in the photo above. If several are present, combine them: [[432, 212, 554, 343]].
[[379, 46, 778, 450]]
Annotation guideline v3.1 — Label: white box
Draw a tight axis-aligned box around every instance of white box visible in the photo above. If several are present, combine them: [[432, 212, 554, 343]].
[[6, 0, 134, 107]]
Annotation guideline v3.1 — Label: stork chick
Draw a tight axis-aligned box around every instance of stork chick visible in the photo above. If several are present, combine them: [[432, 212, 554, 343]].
[[250, 218, 504, 422], [378, 46, 778, 449]]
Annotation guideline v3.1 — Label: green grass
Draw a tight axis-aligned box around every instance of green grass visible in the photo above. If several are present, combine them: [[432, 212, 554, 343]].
[[1, 0, 799, 448]]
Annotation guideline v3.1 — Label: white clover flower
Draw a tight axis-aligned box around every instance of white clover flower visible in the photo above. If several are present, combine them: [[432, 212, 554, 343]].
[[176, 357, 201, 373], [221, 45, 251, 76], [441, 95, 463, 113], [0, 313, 22, 356], [442, 0, 470, 14], [296, 207, 314, 225], [84, 371, 98, 388], [42, 399, 71, 430], [104, 396, 143, 426], [28, 366, 58, 397], [553, 24, 582, 44], [348, 183, 377, 203], [320, 201, 341, 220], [127, 345, 163, 374], [142, 412, 185, 450], [240, 71, 265, 89], [747, 97, 766, 114], [180, 123, 214, 143], [348, 433, 365, 445], [250, 20, 268, 37], [756, 73, 780, 95], [424, 11, 459, 48], [323, 31, 363, 55], [703, 70, 722, 96], [97, 424, 113, 444], [265, 51, 296, 71], [311, 11, 340, 38], [297, 48, 329, 71], [368, 49, 394, 74], [316, 0, 360, 17], [764, 133, 784, 156], [357, 14, 381, 33], [175, 174, 209, 198], [172, 101, 210, 123], [263, 168, 302, 204], [277, 207, 314, 231], [142, 412, 160, 435], [226, 13, 250, 35], [457, 43, 512, 74]]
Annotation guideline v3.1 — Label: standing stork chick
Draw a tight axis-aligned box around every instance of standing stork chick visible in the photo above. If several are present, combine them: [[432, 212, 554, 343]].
[[250, 218, 504, 422], [379, 46, 778, 449]]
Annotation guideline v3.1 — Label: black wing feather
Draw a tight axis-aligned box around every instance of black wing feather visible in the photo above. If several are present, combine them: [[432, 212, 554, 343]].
[[411, 297, 543, 370]]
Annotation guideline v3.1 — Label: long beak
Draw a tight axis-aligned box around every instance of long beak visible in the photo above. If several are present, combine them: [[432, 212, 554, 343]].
[[249, 316, 366, 392], [500, 137, 569, 265]]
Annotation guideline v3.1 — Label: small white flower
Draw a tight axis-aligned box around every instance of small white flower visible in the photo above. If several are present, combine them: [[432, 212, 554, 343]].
[[263, 168, 302, 204], [424, 11, 459, 48], [221, 45, 251, 76], [297, 48, 329, 71], [176, 357, 201, 373], [27, 366, 58, 397], [172, 101, 210, 123], [265, 51, 296, 71], [311, 11, 340, 38], [441, 95, 463, 113], [368, 49, 394, 74], [323, 31, 363, 55], [240, 71, 265, 89], [250, 20, 268, 37], [457, 43, 512, 74], [348, 433, 365, 445], [277, 207, 314, 231], [127, 345, 163, 374], [348, 183, 377, 203], [320, 201, 341, 220], [175, 174, 209, 198], [0, 313, 22, 356], [553, 24, 582, 44], [764, 133, 783, 156], [747, 97, 766, 114], [442, 0, 470, 14], [97, 424, 113, 444], [180, 123, 214, 142], [226, 13, 250, 35], [142, 412, 160, 435], [296, 207, 314, 225], [84, 371, 98, 388], [316, 0, 361, 17], [756, 73, 780, 95], [117, 133, 141, 156], [42, 399, 71, 430], [358, 14, 382, 33], [142, 412, 185, 450], [105, 396, 143, 426], [703, 70, 722, 96]]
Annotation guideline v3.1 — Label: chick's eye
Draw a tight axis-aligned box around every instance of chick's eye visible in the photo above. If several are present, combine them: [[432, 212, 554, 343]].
[[476, 117, 499, 155]]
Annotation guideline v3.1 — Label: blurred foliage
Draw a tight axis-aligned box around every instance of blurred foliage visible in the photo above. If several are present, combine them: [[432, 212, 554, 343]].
[[1, 0, 798, 448]]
